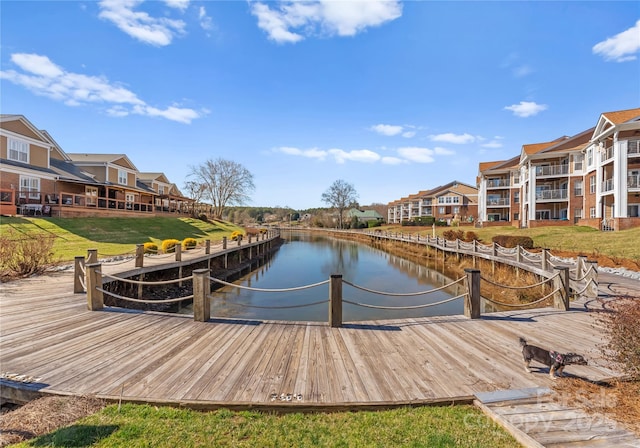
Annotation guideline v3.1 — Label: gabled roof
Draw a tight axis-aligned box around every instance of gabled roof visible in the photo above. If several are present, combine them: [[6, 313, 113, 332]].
[[67, 153, 138, 171], [592, 107, 640, 141], [40, 129, 70, 161], [138, 172, 171, 184], [50, 158, 100, 184], [523, 138, 567, 156], [0, 114, 52, 145]]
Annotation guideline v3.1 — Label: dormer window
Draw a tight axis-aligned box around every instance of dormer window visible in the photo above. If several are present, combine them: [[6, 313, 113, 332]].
[[8, 138, 29, 163], [118, 169, 127, 185]]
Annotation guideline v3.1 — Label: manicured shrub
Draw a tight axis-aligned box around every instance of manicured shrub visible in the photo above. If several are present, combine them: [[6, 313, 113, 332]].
[[230, 231, 243, 241], [491, 235, 534, 249], [161, 239, 180, 253], [442, 229, 464, 241], [463, 231, 480, 242], [367, 220, 382, 228], [143, 242, 158, 254], [182, 238, 197, 250]]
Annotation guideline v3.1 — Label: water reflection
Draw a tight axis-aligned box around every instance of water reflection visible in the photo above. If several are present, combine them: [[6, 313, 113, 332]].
[[186, 231, 464, 322]]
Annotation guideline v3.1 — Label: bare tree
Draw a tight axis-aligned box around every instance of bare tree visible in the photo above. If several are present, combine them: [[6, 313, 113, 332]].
[[183, 180, 207, 216], [188, 158, 255, 219], [321, 179, 358, 229]]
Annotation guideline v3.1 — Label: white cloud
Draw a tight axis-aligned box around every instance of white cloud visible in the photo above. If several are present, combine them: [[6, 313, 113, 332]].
[[277, 146, 327, 160], [98, 0, 186, 46], [250, 0, 402, 44], [429, 132, 475, 144], [504, 101, 548, 117], [593, 19, 640, 62], [164, 0, 189, 11], [199, 6, 213, 31], [501, 52, 533, 78], [328, 148, 380, 164], [434, 147, 455, 155], [397, 147, 435, 163], [0, 52, 203, 124], [481, 139, 504, 149], [401, 131, 416, 138], [370, 123, 403, 136], [513, 65, 532, 77]]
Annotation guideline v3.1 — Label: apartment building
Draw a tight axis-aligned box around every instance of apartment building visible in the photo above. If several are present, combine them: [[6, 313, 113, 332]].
[[0, 114, 194, 218], [387, 181, 479, 224], [478, 107, 640, 231]]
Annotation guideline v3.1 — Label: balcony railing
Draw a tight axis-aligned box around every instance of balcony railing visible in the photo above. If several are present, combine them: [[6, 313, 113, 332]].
[[486, 178, 509, 188], [535, 165, 569, 177], [535, 189, 568, 200], [487, 198, 510, 206], [629, 140, 640, 156], [629, 175, 640, 189], [603, 146, 614, 161], [602, 179, 614, 192]]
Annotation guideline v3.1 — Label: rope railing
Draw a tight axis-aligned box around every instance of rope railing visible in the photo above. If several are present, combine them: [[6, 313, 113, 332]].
[[98, 250, 136, 258], [99, 257, 135, 266], [342, 276, 465, 297], [96, 287, 193, 304], [482, 288, 559, 308], [99, 271, 194, 286], [343, 293, 466, 310], [572, 279, 597, 296], [569, 265, 595, 282], [479, 272, 557, 290], [209, 277, 329, 292]]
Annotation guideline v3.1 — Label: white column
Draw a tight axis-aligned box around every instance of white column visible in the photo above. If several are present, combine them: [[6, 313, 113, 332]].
[[528, 163, 537, 221], [478, 177, 487, 222], [614, 137, 628, 218], [595, 146, 603, 219]]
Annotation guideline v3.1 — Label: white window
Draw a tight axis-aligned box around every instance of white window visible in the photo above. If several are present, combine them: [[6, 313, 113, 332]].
[[118, 169, 127, 185], [19, 176, 40, 199], [453, 206, 460, 214], [158, 185, 165, 194], [574, 180, 583, 196], [514, 191, 520, 203], [125, 193, 136, 209], [629, 204, 640, 218], [589, 207, 596, 219], [514, 213, 519, 221], [574, 209, 583, 219], [8, 138, 29, 163], [587, 148, 593, 166], [589, 176, 596, 194], [573, 154, 583, 171], [438, 207, 445, 214]]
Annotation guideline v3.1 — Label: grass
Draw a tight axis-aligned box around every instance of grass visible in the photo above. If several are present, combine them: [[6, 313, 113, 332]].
[[12, 403, 518, 448], [0, 216, 243, 261], [380, 224, 640, 262]]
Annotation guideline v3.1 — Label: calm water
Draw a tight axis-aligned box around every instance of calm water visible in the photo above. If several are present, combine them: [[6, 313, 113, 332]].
[[187, 231, 464, 322]]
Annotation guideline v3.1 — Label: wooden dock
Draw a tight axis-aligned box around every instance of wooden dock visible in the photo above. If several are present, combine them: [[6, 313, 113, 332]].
[[0, 269, 624, 410]]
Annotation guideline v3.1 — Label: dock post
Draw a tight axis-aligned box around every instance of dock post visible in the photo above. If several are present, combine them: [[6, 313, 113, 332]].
[[85, 263, 104, 311], [222, 236, 228, 250], [553, 267, 570, 310], [586, 261, 598, 298], [87, 249, 98, 264], [193, 269, 211, 322], [74, 256, 85, 293], [464, 268, 481, 319], [541, 248, 549, 272], [175, 244, 182, 262], [205, 239, 211, 255], [329, 274, 343, 328], [135, 244, 144, 268]]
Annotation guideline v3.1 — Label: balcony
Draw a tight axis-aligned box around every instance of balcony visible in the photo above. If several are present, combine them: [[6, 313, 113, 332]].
[[486, 178, 510, 188], [629, 140, 640, 156], [629, 175, 640, 189], [535, 165, 569, 177], [602, 179, 614, 192], [535, 189, 568, 201], [487, 198, 510, 207], [603, 146, 614, 162]]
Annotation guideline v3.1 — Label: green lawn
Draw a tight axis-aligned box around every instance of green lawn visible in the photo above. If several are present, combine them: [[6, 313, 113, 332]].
[[381, 224, 640, 262], [0, 216, 243, 261], [15, 404, 518, 448]]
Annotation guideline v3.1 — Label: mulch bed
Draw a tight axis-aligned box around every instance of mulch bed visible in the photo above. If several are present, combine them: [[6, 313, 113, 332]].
[[0, 396, 105, 447]]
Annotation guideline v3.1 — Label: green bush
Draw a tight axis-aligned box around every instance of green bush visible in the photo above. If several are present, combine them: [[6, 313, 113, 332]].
[[161, 239, 181, 253], [367, 220, 382, 228], [182, 238, 197, 250], [491, 235, 534, 249], [143, 242, 158, 254]]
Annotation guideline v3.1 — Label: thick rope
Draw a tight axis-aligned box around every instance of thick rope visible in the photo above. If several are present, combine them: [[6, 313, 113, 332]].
[[220, 299, 329, 309], [209, 276, 329, 292], [482, 288, 559, 308], [96, 287, 193, 304], [520, 251, 542, 262], [572, 279, 596, 295], [79, 276, 86, 290], [99, 271, 193, 285], [342, 276, 465, 296], [342, 293, 466, 310], [569, 266, 595, 282], [480, 272, 557, 289]]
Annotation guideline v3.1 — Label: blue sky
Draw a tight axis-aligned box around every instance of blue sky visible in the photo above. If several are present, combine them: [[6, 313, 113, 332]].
[[1, 1, 639, 210]]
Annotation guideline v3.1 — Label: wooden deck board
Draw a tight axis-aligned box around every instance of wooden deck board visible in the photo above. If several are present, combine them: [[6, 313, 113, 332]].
[[0, 271, 633, 409]]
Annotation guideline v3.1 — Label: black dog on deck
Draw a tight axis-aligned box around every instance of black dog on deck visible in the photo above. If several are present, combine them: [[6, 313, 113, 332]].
[[519, 337, 587, 379]]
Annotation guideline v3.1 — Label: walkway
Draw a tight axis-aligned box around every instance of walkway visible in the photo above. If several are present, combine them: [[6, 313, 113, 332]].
[[0, 269, 628, 410]]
